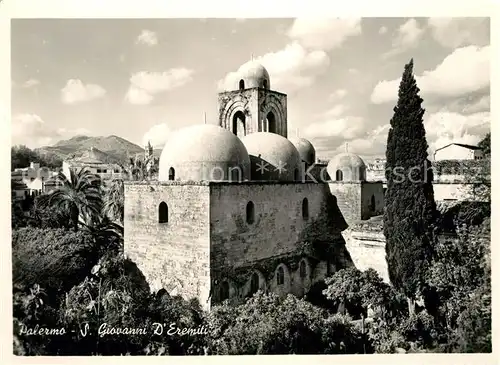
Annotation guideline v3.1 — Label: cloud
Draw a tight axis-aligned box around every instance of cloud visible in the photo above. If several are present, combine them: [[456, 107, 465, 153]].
[[218, 42, 330, 93], [61, 79, 106, 104], [333, 123, 390, 156], [440, 94, 490, 115], [424, 110, 490, 152], [125, 68, 194, 105], [219, 18, 361, 94], [304, 116, 365, 140], [11, 113, 92, 148], [379, 26, 388, 35], [348, 68, 359, 74], [328, 89, 347, 101], [136, 29, 158, 46], [142, 123, 171, 148], [321, 104, 348, 118], [22, 78, 40, 88], [371, 45, 490, 104], [382, 18, 425, 58], [427, 18, 490, 48], [287, 18, 361, 50]]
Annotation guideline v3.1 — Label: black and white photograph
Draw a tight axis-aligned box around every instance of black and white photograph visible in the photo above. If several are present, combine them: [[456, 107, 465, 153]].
[[5, 1, 495, 360]]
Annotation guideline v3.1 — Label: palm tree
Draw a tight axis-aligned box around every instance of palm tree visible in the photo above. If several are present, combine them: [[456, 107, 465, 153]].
[[37, 169, 103, 231], [103, 179, 124, 224]]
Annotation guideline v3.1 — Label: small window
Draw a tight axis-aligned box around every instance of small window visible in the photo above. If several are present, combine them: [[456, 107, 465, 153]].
[[335, 170, 343, 181], [220, 281, 230, 301], [302, 198, 309, 220], [299, 261, 307, 278], [239, 79, 245, 90], [250, 273, 259, 294], [102, 169, 107, 174], [294, 168, 300, 181], [246, 201, 255, 224], [263, 79, 268, 89], [277, 267, 284, 285], [168, 167, 175, 181], [159, 201, 168, 223], [370, 195, 376, 211]]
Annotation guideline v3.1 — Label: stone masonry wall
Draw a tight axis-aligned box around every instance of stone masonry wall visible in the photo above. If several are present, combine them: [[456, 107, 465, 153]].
[[209, 182, 347, 303], [361, 182, 385, 220], [124, 182, 211, 309], [328, 182, 362, 224]]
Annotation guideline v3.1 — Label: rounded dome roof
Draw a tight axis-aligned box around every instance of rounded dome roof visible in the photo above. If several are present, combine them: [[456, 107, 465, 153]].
[[241, 132, 301, 181], [289, 137, 316, 165], [236, 61, 271, 90], [327, 152, 366, 181], [159, 124, 251, 182]]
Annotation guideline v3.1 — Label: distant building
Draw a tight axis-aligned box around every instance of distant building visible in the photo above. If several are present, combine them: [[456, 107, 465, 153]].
[[11, 162, 58, 200], [366, 158, 386, 183], [434, 143, 484, 161], [63, 147, 125, 181]]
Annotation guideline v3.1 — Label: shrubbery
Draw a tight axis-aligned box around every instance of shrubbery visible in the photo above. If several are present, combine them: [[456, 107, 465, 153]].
[[12, 228, 98, 299]]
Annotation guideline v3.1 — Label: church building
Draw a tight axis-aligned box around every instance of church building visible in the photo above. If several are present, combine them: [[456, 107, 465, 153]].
[[124, 62, 384, 310]]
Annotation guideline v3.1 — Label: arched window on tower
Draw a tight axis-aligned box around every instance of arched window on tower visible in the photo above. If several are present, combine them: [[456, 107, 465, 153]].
[[232, 111, 246, 138], [335, 170, 343, 181], [299, 261, 307, 279], [246, 201, 255, 224], [370, 194, 376, 211], [266, 112, 277, 134], [220, 281, 230, 301], [302, 198, 309, 220], [159, 202, 168, 223], [277, 266, 285, 285], [263, 79, 268, 89], [239, 79, 245, 90], [250, 273, 259, 295], [168, 167, 175, 180]]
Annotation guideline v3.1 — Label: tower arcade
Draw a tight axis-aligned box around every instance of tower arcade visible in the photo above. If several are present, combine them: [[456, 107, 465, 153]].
[[217, 61, 288, 138]]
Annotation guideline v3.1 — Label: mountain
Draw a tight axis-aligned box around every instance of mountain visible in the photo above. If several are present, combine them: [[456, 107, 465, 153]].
[[36, 135, 145, 164]]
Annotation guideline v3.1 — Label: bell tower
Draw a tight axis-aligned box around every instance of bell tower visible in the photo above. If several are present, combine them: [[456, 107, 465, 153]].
[[217, 61, 288, 138]]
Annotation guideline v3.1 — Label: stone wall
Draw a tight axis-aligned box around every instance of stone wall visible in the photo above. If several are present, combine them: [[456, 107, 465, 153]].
[[328, 182, 362, 224], [361, 182, 385, 220], [433, 182, 488, 202], [209, 182, 347, 304], [343, 227, 389, 282], [124, 181, 211, 310]]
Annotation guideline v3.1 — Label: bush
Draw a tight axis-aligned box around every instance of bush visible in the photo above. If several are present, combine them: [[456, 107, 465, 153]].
[[12, 228, 98, 301], [205, 292, 365, 355]]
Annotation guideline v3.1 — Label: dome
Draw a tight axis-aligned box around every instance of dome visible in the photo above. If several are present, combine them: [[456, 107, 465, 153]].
[[327, 152, 366, 182], [289, 137, 316, 166], [240, 132, 302, 181], [236, 61, 271, 90], [159, 124, 251, 182]]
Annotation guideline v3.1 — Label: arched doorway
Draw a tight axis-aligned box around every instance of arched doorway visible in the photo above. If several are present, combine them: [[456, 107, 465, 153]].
[[232, 111, 246, 137]]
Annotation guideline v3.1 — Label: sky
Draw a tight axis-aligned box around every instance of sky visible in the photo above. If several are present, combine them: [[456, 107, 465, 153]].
[[11, 17, 490, 160]]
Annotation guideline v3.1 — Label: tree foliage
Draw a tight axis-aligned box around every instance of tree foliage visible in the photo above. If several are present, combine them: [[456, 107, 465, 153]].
[[11, 145, 63, 170], [12, 227, 98, 300], [103, 179, 124, 224], [205, 292, 365, 354], [383, 59, 437, 307], [478, 132, 490, 157], [36, 169, 103, 231]]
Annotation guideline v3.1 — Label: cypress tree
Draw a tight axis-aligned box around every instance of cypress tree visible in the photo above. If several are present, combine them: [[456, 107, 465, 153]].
[[383, 59, 437, 316]]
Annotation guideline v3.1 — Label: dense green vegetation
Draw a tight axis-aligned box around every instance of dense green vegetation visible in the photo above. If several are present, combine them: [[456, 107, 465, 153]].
[[11, 145, 63, 170]]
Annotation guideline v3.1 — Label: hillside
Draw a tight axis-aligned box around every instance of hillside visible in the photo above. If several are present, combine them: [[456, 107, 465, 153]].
[[36, 135, 144, 164]]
